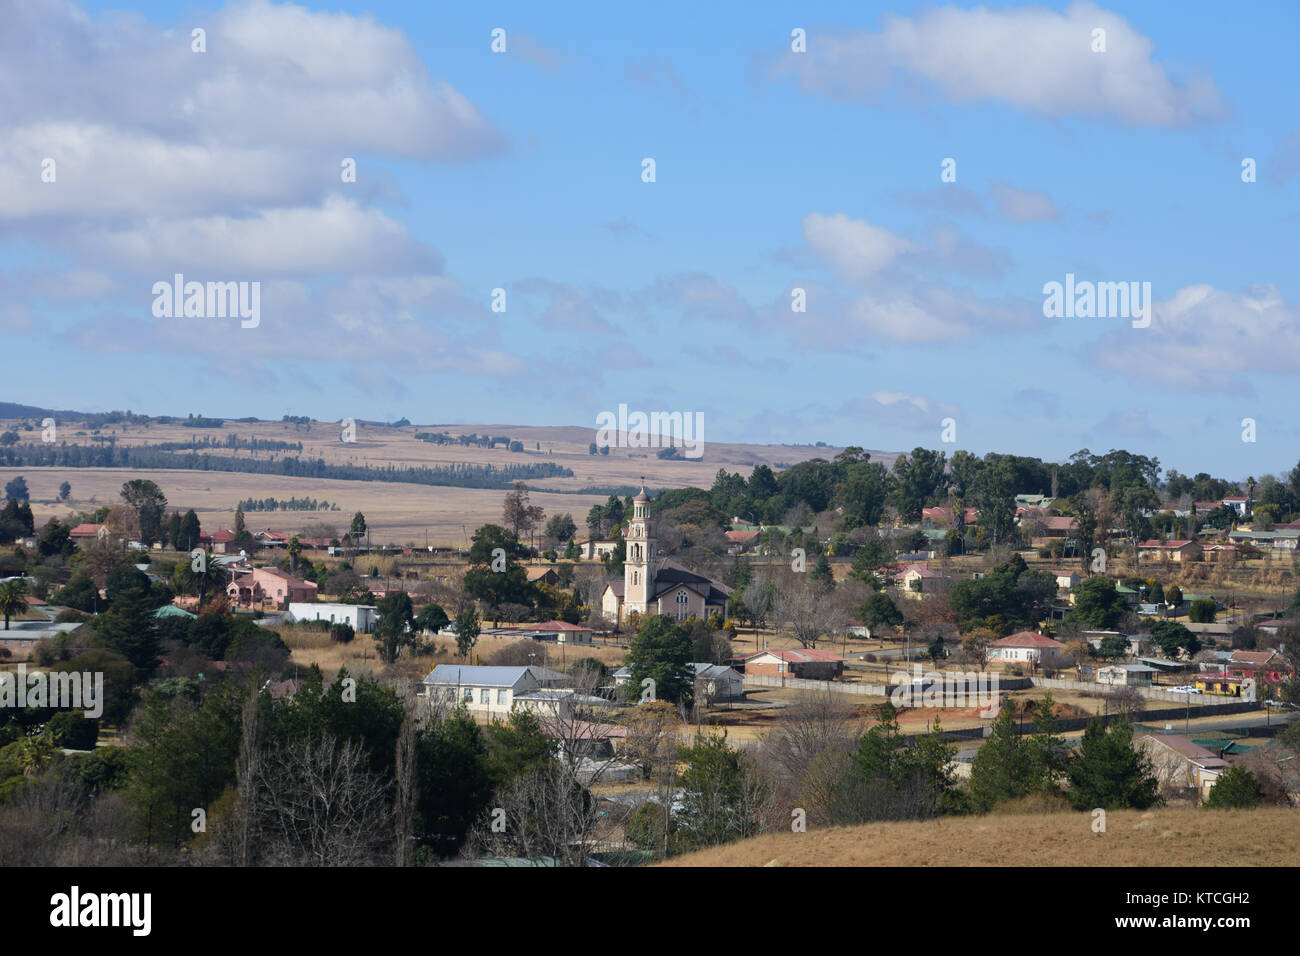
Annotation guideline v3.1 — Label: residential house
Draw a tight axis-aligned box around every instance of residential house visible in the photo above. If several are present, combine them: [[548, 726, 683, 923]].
[[524, 566, 560, 588], [724, 530, 761, 554], [227, 566, 318, 609], [1137, 539, 1200, 563], [1096, 663, 1156, 686], [1138, 734, 1230, 802], [690, 663, 745, 702], [577, 539, 619, 561], [68, 523, 109, 545], [741, 648, 845, 680], [420, 664, 570, 718], [989, 631, 1067, 668]]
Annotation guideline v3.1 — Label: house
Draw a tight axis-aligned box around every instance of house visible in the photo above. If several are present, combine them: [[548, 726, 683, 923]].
[[1228, 528, 1300, 552], [898, 562, 946, 597], [1223, 649, 1293, 685], [724, 530, 761, 554], [1201, 543, 1241, 565], [420, 664, 572, 718], [1085, 631, 1151, 656], [1193, 672, 1250, 696], [989, 631, 1067, 668], [287, 602, 379, 633], [1138, 734, 1230, 802], [741, 648, 845, 680], [690, 663, 745, 702], [524, 566, 560, 587], [1221, 496, 1250, 517], [211, 529, 237, 554], [600, 485, 732, 625], [1137, 539, 1200, 563], [500, 620, 594, 644], [1096, 663, 1156, 686], [1054, 571, 1080, 590], [227, 566, 318, 609], [577, 539, 619, 561], [255, 529, 289, 548], [68, 523, 109, 544]]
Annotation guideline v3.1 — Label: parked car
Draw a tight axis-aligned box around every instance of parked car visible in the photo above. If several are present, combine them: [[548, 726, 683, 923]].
[[1171, 685, 1202, 694]]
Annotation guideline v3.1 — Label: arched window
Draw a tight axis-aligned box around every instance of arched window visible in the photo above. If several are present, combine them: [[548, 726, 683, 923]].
[[676, 589, 689, 621]]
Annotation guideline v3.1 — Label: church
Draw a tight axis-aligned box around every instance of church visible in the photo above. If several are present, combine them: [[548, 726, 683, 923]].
[[600, 483, 733, 626]]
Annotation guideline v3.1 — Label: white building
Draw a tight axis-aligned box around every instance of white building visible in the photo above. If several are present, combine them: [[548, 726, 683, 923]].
[[989, 631, 1067, 667], [287, 602, 378, 633], [420, 664, 570, 719]]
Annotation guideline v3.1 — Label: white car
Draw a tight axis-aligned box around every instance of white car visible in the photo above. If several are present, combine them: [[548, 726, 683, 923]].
[[1171, 685, 1202, 694]]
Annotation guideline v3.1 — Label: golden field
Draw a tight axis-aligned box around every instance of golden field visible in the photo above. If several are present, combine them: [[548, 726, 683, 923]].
[[661, 806, 1300, 866]]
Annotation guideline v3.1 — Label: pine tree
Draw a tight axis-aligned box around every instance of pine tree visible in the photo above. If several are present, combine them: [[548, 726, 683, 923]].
[[1066, 716, 1160, 810]]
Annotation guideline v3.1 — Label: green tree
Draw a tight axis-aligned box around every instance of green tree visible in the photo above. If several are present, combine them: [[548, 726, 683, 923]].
[[1068, 576, 1127, 629], [1065, 716, 1160, 811], [121, 478, 168, 546], [415, 603, 450, 634], [374, 591, 415, 663], [1188, 599, 1217, 624], [857, 592, 903, 633], [58, 481, 71, 502], [625, 614, 694, 708], [454, 604, 481, 660], [1202, 767, 1261, 809], [673, 732, 769, 852], [0, 579, 28, 631]]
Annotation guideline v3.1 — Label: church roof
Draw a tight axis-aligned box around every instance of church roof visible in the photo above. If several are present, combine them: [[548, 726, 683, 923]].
[[634, 479, 650, 503]]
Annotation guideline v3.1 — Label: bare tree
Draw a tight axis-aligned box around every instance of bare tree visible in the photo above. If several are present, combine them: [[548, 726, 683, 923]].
[[255, 735, 391, 866], [621, 699, 683, 781], [772, 571, 849, 649], [393, 684, 420, 866]]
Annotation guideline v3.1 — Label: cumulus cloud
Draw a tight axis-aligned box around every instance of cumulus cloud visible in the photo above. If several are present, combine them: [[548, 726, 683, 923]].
[[1091, 284, 1300, 390], [802, 213, 914, 280], [771, 2, 1223, 127]]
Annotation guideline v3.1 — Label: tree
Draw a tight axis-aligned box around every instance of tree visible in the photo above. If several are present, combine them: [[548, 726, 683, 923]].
[[858, 592, 903, 633], [414, 603, 450, 635], [968, 697, 1065, 812], [0, 579, 28, 630], [1149, 620, 1201, 658], [1065, 716, 1160, 811], [1068, 576, 1127, 629], [454, 602, 481, 660], [58, 481, 71, 502], [1188, 599, 1217, 624], [773, 572, 849, 649], [4, 476, 29, 502], [1202, 767, 1262, 809], [373, 591, 415, 663], [348, 511, 367, 544], [621, 700, 682, 781], [544, 513, 577, 544], [502, 482, 545, 541], [672, 732, 773, 852], [120, 479, 168, 546], [624, 614, 694, 708], [948, 555, 1055, 635]]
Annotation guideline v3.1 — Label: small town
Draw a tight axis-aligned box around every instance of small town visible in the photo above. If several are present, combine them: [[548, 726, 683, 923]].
[[4, 0, 1293, 936]]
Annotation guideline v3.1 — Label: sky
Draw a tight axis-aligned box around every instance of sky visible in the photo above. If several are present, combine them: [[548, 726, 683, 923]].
[[3, 0, 1298, 480]]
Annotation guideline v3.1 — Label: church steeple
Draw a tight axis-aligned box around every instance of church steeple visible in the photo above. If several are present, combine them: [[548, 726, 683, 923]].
[[624, 478, 654, 618]]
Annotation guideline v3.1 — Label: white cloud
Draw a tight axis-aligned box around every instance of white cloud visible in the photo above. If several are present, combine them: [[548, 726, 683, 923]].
[[1092, 284, 1300, 389], [988, 180, 1061, 223], [802, 212, 914, 281], [773, 2, 1223, 127]]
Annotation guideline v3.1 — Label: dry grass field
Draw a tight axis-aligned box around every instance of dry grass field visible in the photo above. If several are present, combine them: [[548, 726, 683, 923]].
[[1, 417, 864, 546], [661, 806, 1300, 866]]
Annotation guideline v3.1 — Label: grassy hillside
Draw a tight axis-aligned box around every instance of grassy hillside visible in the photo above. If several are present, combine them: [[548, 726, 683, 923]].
[[661, 806, 1300, 867]]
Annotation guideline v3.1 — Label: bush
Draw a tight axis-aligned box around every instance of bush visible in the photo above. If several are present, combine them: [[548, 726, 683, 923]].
[[1203, 767, 1261, 809], [1188, 599, 1217, 624], [330, 622, 355, 644], [46, 711, 99, 750]]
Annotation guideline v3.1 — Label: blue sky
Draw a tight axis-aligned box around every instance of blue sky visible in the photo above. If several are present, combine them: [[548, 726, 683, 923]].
[[4, 0, 1299, 479]]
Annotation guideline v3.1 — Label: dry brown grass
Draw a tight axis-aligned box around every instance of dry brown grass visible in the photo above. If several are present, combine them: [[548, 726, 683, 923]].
[[2, 417, 859, 547], [660, 806, 1300, 866]]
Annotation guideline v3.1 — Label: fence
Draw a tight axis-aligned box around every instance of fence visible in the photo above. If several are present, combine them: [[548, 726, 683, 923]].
[[1028, 677, 1246, 705], [743, 674, 888, 696]]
